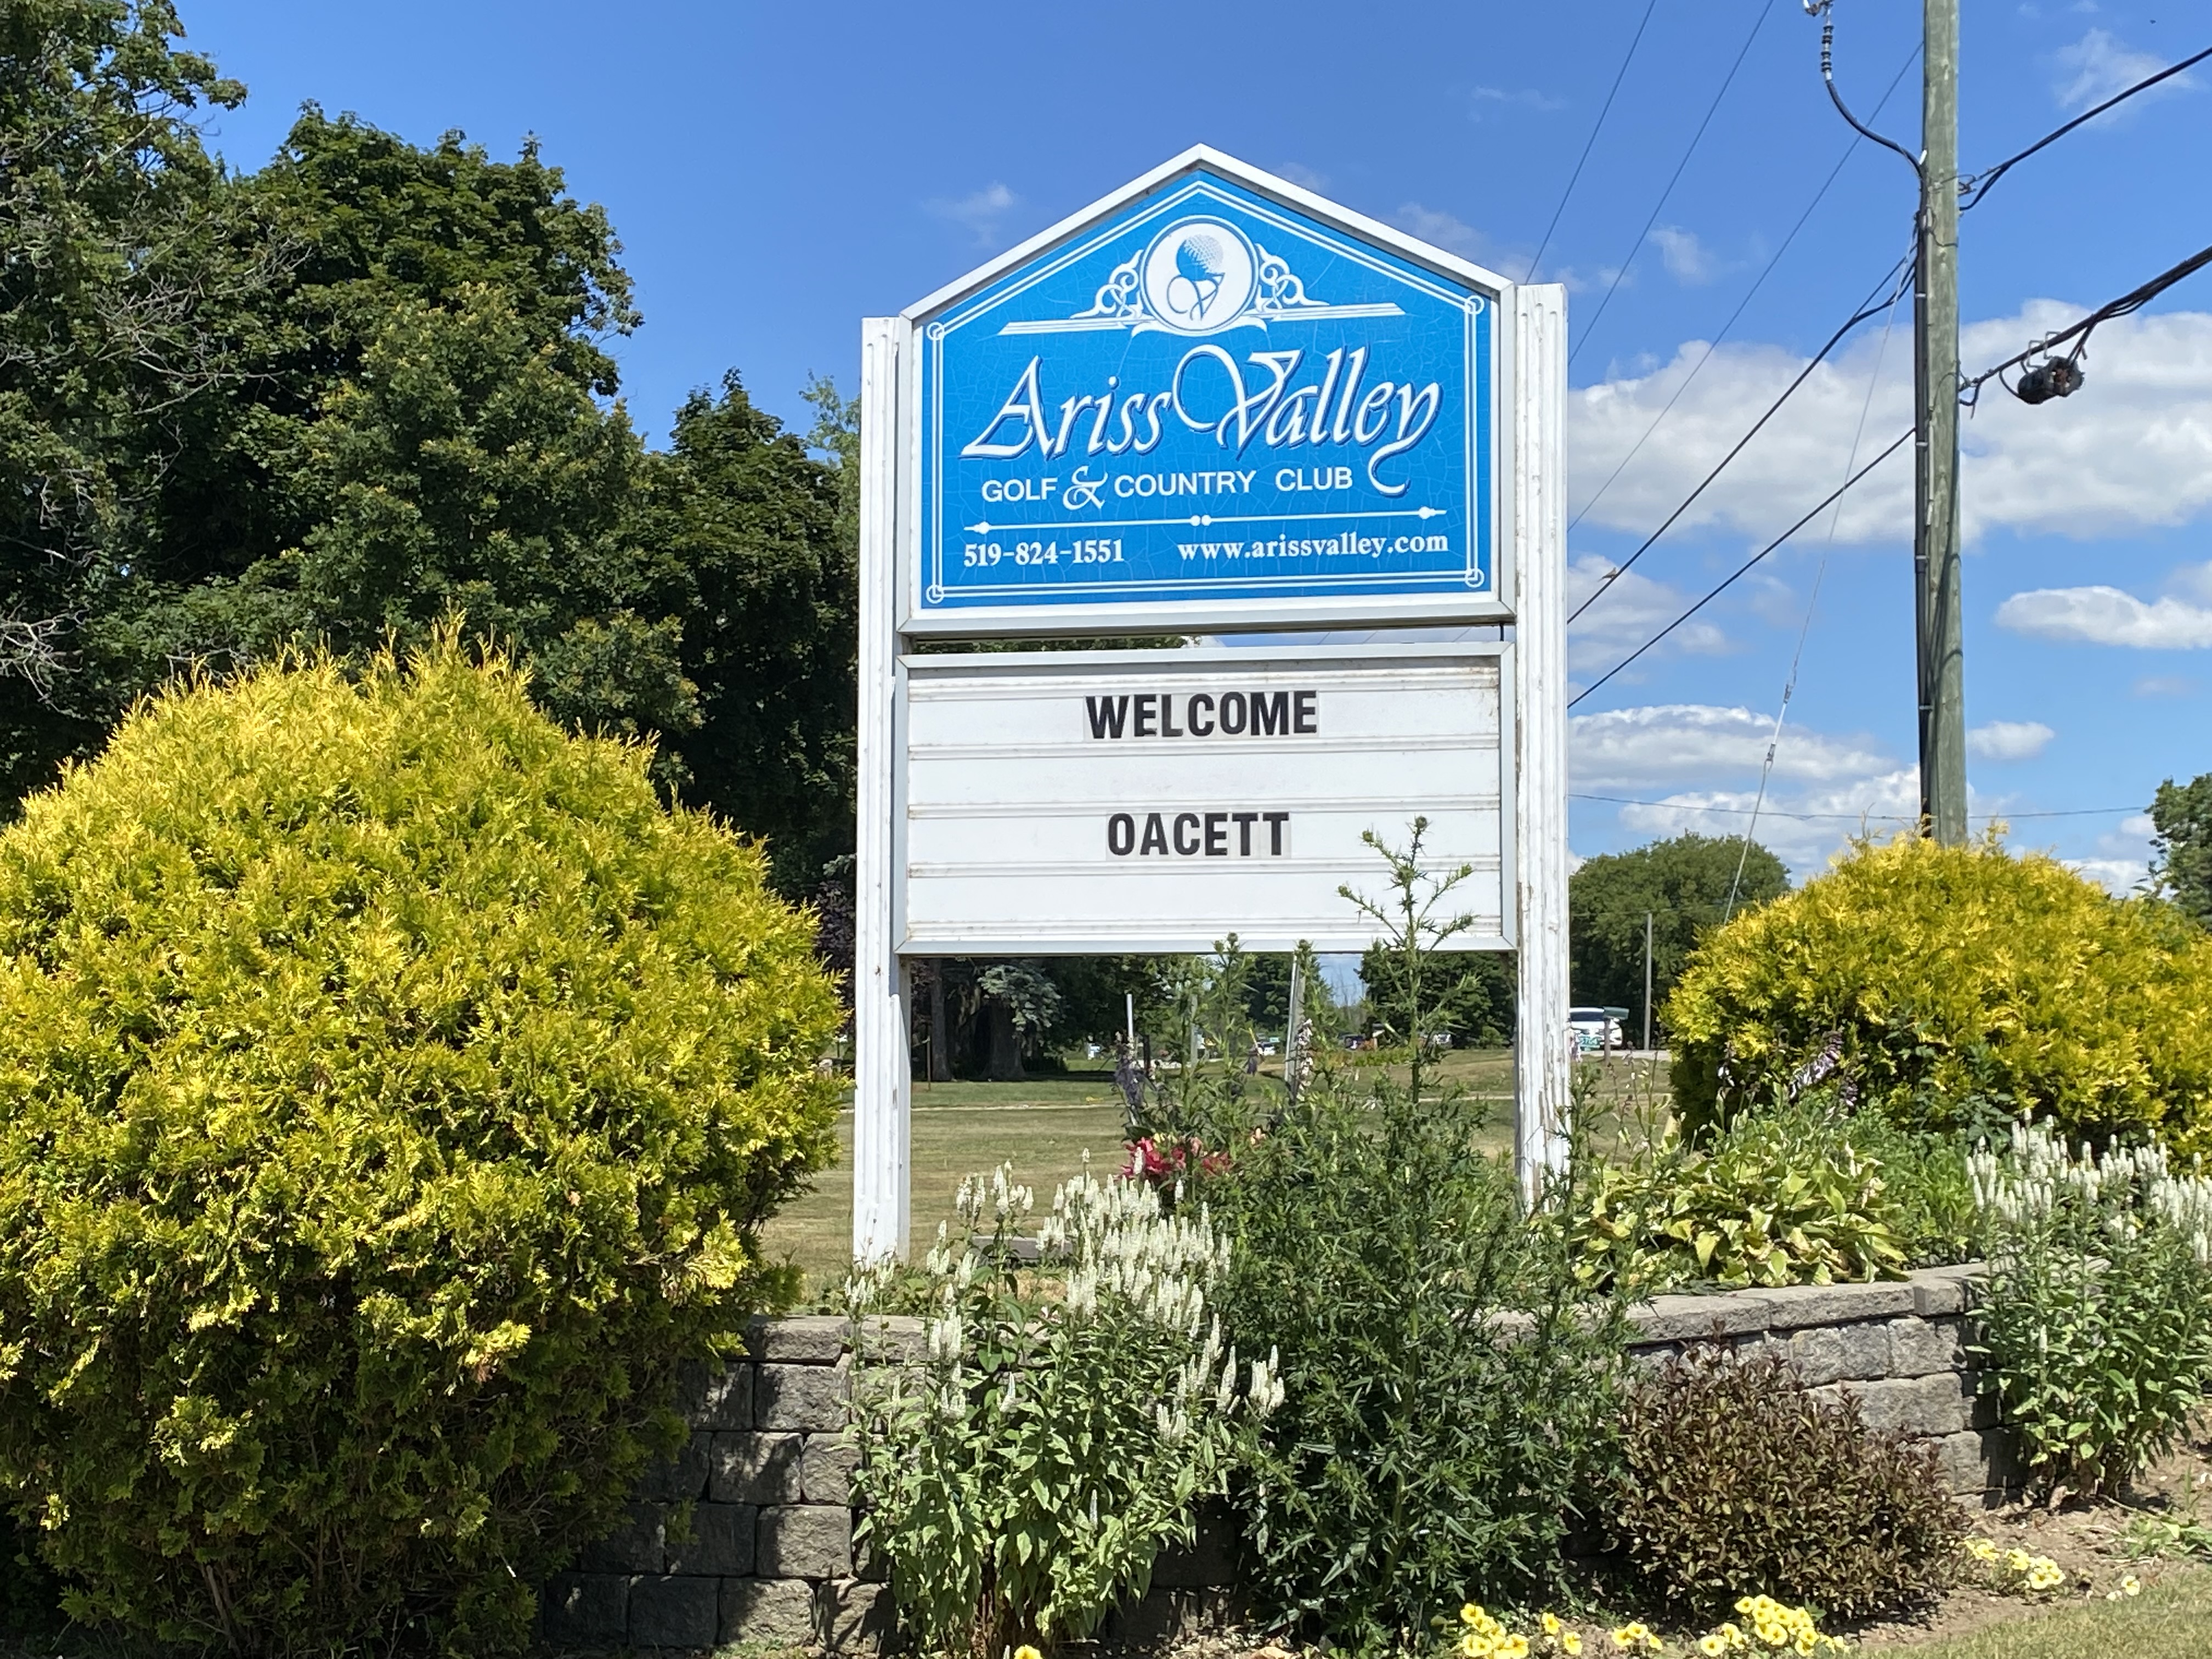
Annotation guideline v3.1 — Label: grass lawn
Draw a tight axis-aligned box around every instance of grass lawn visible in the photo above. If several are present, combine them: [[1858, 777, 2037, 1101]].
[[760, 1048, 1671, 1289], [1880, 1567, 2212, 1656]]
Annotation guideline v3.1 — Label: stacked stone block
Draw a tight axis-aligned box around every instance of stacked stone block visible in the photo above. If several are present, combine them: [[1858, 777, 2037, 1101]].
[[1622, 1264, 2012, 1499], [546, 1267, 2007, 1650], [540, 1314, 912, 1650]]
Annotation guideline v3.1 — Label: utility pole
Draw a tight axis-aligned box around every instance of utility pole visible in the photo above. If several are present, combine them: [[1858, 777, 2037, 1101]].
[[1915, 0, 1968, 843], [1641, 911, 1654, 1054]]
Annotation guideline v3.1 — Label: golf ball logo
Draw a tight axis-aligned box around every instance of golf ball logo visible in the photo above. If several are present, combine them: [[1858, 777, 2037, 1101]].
[[1140, 218, 1257, 334]]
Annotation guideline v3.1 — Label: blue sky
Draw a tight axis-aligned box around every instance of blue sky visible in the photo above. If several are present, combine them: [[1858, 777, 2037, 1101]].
[[179, 0, 2212, 890]]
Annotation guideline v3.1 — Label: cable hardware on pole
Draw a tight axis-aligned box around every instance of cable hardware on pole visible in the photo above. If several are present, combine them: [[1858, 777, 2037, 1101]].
[[1961, 239, 2212, 408], [1807, 0, 1923, 174]]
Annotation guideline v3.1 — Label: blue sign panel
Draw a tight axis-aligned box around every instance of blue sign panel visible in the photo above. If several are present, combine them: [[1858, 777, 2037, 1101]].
[[912, 166, 1498, 627]]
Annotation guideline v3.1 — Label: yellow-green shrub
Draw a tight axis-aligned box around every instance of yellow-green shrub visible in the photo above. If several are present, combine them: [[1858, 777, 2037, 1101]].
[[0, 639, 842, 1651], [1666, 834, 2212, 1152]]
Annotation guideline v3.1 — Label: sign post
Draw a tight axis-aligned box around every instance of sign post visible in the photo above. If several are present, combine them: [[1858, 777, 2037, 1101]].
[[854, 148, 1566, 1259]]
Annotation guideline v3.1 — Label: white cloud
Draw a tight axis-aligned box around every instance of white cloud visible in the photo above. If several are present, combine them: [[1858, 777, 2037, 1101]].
[[1470, 84, 1566, 116], [2062, 856, 2147, 894], [1565, 554, 1726, 674], [1995, 584, 2212, 648], [1569, 304, 2212, 545], [1571, 703, 1892, 792], [1650, 225, 1720, 285], [1273, 161, 1330, 191], [925, 182, 1017, 245], [2121, 812, 2157, 837], [2052, 28, 2191, 111], [2134, 673, 2195, 696], [1388, 202, 1529, 276], [1968, 719, 2056, 760]]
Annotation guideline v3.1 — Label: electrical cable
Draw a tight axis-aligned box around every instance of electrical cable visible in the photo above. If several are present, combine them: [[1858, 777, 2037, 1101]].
[[1809, 0, 1922, 176], [1722, 288, 1904, 918], [1526, 0, 1660, 284], [1568, 426, 1912, 710], [1571, 42, 1918, 535], [1569, 0, 1773, 369], [1567, 249, 1914, 625], [1962, 43, 2212, 210], [1961, 239, 2212, 406], [1572, 793, 2140, 823]]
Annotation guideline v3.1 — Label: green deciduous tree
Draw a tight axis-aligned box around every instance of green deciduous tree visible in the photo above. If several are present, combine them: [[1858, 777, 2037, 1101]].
[[2150, 772, 2212, 927], [1571, 832, 1789, 1040], [2, 19, 859, 894]]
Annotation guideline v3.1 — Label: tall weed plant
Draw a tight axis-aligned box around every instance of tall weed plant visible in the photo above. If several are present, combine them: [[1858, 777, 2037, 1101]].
[[1968, 1119, 2212, 1496], [0, 637, 844, 1652], [847, 1167, 1279, 1658], [1209, 823, 1630, 1651]]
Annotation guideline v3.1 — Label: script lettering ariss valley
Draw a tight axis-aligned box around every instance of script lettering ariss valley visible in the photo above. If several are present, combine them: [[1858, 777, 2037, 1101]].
[[961, 346, 1440, 498]]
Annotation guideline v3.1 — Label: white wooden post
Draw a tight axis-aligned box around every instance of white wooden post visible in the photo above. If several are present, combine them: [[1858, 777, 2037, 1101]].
[[853, 316, 911, 1262], [1513, 283, 1572, 1198]]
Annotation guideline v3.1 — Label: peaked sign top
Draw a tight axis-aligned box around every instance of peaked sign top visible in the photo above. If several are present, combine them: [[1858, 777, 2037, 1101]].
[[900, 148, 1517, 635]]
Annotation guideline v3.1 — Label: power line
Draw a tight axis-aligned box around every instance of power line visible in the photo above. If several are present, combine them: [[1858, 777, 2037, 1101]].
[[1569, 0, 1773, 369], [1962, 43, 2212, 211], [1723, 288, 1904, 919], [1571, 43, 1919, 535], [1962, 238, 2212, 405], [1574, 228, 2212, 710], [1568, 426, 1914, 710], [1526, 0, 1659, 284], [1567, 252, 1914, 628], [1571, 793, 2141, 823]]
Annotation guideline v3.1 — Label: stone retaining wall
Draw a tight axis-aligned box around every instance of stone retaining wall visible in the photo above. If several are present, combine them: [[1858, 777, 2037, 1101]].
[[543, 1266, 2002, 1650]]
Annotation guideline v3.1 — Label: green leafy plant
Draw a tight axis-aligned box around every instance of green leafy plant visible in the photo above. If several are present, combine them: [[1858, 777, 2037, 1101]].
[[1967, 1118, 2212, 1497], [847, 1165, 1278, 1659], [1565, 1104, 1938, 1293], [1665, 833, 2212, 1153], [1612, 1344, 1963, 1621], [0, 636, 843, 1652], [1209, 823, 1631, 1652]]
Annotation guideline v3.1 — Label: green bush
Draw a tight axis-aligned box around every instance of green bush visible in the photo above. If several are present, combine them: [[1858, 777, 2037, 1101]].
[[1968, 1119, 2212, 1497], [0, 639, 843, 1652], [1208, 825, 1630, 1652], [1666, 834, 2212, 1153], [1214, 1081, 1628, 1650], [848, 1166, 1278, 1658], [1567, 1107, 1910, 1292], [1613, 1344, 1962, 1621]]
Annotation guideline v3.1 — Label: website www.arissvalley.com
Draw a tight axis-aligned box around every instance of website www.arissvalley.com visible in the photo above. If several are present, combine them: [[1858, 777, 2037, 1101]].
[[1176, 529, 1451, 561]]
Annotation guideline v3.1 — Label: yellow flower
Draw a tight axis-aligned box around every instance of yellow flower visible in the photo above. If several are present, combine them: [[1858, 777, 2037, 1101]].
[[2121, 1574, 2142, 1598], [1500, 1638, 1531, 1659], [1612, 1626, 1650, 1652], [1464, 1605, 1488, 1629], [1698, 1637, 1728, 1657], [1564, 1635, 1585, 1657], [1463, 1635, 1492, 1658], [1544, 1613, 1564, 1637], [1718, 1623, 1745, 1649], [1012, 1647, 1042, 1659]]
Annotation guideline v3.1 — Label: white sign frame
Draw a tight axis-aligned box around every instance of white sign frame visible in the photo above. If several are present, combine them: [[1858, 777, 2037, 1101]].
[[853, 150, 1570, 1262], [895, 642, 1517, 957]]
